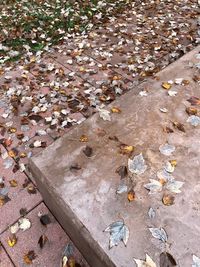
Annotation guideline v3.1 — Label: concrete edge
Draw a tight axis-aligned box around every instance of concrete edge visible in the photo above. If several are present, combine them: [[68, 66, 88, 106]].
[[29, 159, 116, 267]]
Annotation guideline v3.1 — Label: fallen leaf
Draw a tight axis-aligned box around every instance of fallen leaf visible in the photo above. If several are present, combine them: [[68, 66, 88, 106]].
[[104, 221, 129, 249], [186, 107, 198, 116], [162, 194, 175, 206], [149, 227, 168, 242], [10, 222, 19, 234], [38, 234, 48, 249], [163, 127, 174, 133], [187, 115, 200, 126], [127, 189, 135, 202], [8, 234, 17, 247], [169, 160, 177, 167], [9, 179, 18, 187], [187, 96, 200, 106], [159, 144, 175, 156], [160, 108, 168, 113], [40, 214, 51, 226], [192, 255, 200, 267], [160, 252, 177, 267], [164, 162, 175, 173], [99, 109, 111, 121], [23, 250, 37, 264], [83, 146, 93, 157], [27, 185, 37, 194], [148, 207, 156, 219], [116, 181, 128, 194], [172, 122, 185, 132], [116, 166, 128, 179], [144, 179, 163, 194], [79, 135, 88, 142], [18, 218, 31, 231], [111, 107, 121, 113], [134, 254, 157, 267], [168, 91, 177, 97], [128, 153, 147, 175], [162, 82, 171, 90], [119, 144, 134, 155], [166, 180, 184, 193]]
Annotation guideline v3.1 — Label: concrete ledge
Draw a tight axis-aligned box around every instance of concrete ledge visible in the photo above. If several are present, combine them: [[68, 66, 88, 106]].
[[30, 46, 200, 267]]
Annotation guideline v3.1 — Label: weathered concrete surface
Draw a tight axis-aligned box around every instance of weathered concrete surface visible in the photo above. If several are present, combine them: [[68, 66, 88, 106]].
[[30, 46, 200, 267]]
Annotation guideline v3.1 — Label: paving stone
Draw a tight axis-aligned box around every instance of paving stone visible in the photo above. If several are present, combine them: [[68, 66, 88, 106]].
[[0, 145, 42, 233], [30, 46, 200, 267], [1, 202, 89, 267], [0, 246, 13, 267]]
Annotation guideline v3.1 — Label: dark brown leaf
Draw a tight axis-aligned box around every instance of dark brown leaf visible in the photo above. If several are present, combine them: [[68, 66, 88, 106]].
[[187, 96, 200, 106], [115, 166, 128, 179], [19, 208, 27, 216], [172, 122, 185, 132], [160, 252, 177, 267], [70, 164, 81, 171], [38, 234, 48, 249], [83, 146, 93, 157], [164, 127, 174, 133]]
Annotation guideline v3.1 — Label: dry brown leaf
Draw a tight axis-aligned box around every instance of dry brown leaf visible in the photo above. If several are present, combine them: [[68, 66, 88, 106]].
[[111, 107, 121, 113], [9, 179, 18, 187], [119, 144, 134, 155], [79, 135, 88, 142], [162, 194, 175, 206], [23, 250, 37, 264], [162, 82, 172, 90], [163, 127, 174, 133], [127, 189, 135, 202], [8, 150, 18, 158], [83, 146, 93, 157], [38, 234, 48, 249], [27, 185, 37, 194], [172, 122, 185, 132], [186, 107, 198, 115], [187, 96, 200, 106], [67, 257, 76, 267], [169, 160, 177, 167]]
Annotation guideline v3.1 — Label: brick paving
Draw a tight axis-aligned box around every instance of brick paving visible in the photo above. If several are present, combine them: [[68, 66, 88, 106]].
[[0, 1, 199, 266]]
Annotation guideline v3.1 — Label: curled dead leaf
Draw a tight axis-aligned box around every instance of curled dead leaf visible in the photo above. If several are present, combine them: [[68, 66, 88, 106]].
[[115, 166, 128, 179], [127, 189, 135, 202], [162, 82, 172, 90], [187, 96, 200, 106], [162, 194, 175, 206], [38, 234, 48, 249], [172, 122, 185, 132], [186, 107, 198, 116], [119, 144, 134, 155], [79, 135, 88, 142], [9, 179, 18, 187], [111, 107, 121, 113]]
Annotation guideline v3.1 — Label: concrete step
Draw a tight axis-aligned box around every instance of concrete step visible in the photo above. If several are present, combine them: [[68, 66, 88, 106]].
[[29, 46, 200, 267]]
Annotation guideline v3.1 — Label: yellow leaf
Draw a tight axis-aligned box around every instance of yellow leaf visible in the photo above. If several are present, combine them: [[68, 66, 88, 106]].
[[8, 234, 17, 247], [119, 144, 134, 155], [111, 107, 121, 113], [79, 135, 88, 142], [162, 82, 171, 90], [169, 160, 177, 167], [9, 179, 18, 187]]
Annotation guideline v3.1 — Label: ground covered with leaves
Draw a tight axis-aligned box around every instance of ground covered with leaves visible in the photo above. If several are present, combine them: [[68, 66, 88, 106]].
[[0, 0, 130, 64], [0, 0, 200, 266]]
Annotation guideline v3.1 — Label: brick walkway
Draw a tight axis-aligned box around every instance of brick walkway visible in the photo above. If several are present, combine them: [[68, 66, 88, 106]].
[[0, 1, 199, 266]]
